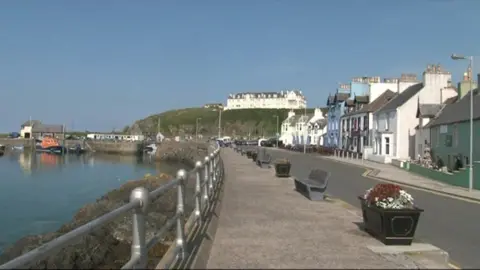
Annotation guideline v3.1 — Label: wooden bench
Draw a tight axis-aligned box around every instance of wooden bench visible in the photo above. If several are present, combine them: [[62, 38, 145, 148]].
[[294, 169, 330, 201]]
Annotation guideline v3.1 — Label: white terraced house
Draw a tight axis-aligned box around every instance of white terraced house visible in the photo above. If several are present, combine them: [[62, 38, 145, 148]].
[[279, 108, 327, 146], [339, 90, 397, 154], [224, 90, 307, 110], [370, 64, 458, 163]]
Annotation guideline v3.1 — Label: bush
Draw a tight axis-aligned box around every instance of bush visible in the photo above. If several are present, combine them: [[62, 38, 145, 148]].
[[436, 156, 444, 168], [454, 156, 463, 170]]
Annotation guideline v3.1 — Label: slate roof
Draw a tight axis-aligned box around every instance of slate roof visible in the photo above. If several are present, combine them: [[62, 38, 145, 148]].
[[311, 118, 327, 128], [416, 104, 444, 118], [295, 114, 313, 124], [376, 83, 424, 114], [343, 90, 397, 117], [427, 88, 480, 127], [354, 95, 369, 104], [334, 93, 350, 103], [282, 115, 299, 125], [444, 96, 458, 104], [319, 107, 328, 116], [32, 124, 64, 133], [345, 99, 355, 106], [326, 95, 334, 105], [21, 120, 42, 127]]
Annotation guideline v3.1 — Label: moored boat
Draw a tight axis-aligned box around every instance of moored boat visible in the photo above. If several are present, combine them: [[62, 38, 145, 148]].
[[68, 144, 87, 155], [35, 137, 67, 154]]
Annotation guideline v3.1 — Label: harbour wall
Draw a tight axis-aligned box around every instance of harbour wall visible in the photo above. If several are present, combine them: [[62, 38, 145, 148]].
[[83, 140, 144, 155], [0, 139, 144, 155], [0, 138, 34, 147]]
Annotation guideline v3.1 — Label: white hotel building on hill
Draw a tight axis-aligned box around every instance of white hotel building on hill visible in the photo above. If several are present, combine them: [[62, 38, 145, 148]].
[[224, 90, 307, 110]]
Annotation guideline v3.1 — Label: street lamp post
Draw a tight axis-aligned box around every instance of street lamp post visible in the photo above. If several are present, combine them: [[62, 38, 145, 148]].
[[212, 107, 223, 139], [451, 53, 474, 192], [273, 115, 279, 148], [218, 109, 222, 139], [195, 117, 201, 142], [303, 105, 307, 154]]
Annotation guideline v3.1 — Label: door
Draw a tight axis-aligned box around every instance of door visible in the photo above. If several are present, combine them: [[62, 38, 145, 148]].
[[384, 136, 391, 156]]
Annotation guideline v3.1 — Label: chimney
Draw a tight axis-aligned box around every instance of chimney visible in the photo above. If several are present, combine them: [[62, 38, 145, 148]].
[[314, 108, 324, 119], [288, 110, 295, 118]]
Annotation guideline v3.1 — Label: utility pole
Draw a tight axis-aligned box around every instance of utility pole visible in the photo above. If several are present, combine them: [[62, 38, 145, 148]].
[[217, 109, 222, 139], [273, 115, 279, 148], [303, 105, 307, 154], [451, 54, 475, 192], [156, 117, 161, 142], [196, 117, 201, 142]]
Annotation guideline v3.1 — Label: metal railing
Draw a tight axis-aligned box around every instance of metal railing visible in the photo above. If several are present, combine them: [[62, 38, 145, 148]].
[[0, 144, 224, 269]]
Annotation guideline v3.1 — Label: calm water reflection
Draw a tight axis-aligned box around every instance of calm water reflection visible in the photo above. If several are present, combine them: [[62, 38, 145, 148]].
[[0, 151, 187, 253]]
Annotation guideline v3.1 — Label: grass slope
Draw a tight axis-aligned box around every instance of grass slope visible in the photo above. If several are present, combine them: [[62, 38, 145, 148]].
[[130, 108, 318, 137]]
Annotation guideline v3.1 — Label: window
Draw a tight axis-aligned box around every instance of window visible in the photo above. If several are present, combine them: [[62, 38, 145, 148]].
[[453, 124, 458, 147], [385, 137, 390, 155], [436, 128, 440, 146], [385, 113, 390, 130]]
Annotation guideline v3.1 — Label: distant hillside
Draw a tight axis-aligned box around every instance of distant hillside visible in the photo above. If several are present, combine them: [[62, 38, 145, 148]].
[[128, 107, 326, 138]]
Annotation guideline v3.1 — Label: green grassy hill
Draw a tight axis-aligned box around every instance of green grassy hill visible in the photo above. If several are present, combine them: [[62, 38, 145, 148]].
[[128, 107, 324, 138]]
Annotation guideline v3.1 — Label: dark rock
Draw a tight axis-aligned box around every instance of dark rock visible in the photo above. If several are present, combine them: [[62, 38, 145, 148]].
[[0, 142, 209, 269], [155, 141, 209, 167]]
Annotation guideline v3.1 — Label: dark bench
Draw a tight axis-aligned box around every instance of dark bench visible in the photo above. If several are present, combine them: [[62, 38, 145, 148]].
[[294, 169, 330, 201], [256, 152, 272, 168]]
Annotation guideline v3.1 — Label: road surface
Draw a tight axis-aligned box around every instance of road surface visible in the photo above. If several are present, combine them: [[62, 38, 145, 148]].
[[267, 149, 480, 269]]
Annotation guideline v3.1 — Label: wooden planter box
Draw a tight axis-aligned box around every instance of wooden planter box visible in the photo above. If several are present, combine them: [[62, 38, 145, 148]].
[[358, 197, 423, 245]]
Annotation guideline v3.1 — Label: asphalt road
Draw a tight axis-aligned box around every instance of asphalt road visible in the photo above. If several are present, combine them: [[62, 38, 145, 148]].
[[266, 149, 480, 269]]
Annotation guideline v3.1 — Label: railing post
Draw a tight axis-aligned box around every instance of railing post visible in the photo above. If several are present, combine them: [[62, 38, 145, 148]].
[[214, 150, 219, 183], [204, 156, 211, 206], [218, 149, 223, 181], [210, 153, 216, 186], [194, 161, 202, 222], [130, 187, 150, 269], [175, 169, 187, 260]]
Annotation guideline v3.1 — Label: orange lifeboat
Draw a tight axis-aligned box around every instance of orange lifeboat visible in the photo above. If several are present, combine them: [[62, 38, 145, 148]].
[[40, 137, 60, 149]]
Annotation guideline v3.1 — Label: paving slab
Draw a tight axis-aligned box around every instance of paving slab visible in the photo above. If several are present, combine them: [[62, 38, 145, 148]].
[[205, 148, 451, 269]]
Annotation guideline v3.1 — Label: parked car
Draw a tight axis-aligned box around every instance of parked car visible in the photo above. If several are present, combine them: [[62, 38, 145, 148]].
[[8, 132, 21, 138]]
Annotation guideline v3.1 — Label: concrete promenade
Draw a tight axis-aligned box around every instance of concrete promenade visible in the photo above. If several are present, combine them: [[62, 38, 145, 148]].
[[205, 148, 448, 269], [264, 148, 480, 269]]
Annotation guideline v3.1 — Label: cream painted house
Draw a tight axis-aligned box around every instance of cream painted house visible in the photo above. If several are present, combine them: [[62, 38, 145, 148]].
[[225, 90, 306, 110]]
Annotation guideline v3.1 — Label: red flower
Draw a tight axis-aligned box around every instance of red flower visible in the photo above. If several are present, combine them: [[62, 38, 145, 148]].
[[365, 183, 402, 205]]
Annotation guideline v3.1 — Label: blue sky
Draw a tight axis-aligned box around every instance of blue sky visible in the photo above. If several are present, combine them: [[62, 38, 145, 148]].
[[0, 0, 478, 132]]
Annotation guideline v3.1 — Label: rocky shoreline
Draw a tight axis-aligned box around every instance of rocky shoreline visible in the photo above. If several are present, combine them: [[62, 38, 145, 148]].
[[0, 141, 209, 269]]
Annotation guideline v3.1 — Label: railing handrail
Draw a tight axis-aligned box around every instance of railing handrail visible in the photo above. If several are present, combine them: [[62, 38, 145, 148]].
[[0, 142, 223, 269]]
